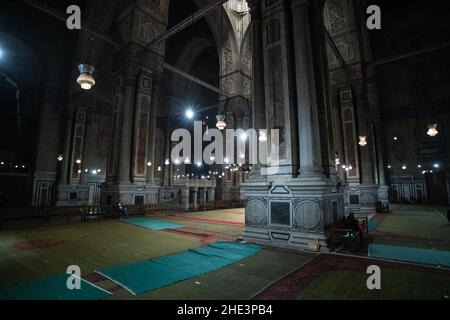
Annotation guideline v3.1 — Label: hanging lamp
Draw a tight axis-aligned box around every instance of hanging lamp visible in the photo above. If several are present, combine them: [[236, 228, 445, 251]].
[[359, 136, 368, 147], [77, 64, 96, 90], [426, 123, 438, 137]]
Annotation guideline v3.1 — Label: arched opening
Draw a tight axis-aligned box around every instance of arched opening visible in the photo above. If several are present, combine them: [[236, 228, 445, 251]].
[[156, 0, 220, 190]]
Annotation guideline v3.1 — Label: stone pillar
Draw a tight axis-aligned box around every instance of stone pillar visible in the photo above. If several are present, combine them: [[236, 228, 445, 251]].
[[247, 0, 266, 181], [182, 188, 190, 211], [58, 110, 75, 185], [119, 65, 138, 184], [242, 0, 344, 251], [192, 189, 198, 211], [207, 188, 215, 202], [292, 0, 322, 180], [200, 188, 207, 202], [147, 72, 163, 185]]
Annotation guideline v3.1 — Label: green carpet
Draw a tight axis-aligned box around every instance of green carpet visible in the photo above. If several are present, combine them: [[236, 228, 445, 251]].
[[368, 219, 379, 231], [297, 269, 450, 300], [0, 221, 201, 289], [98, 242, 261, 295], [126, 217, 183, 230], [377, 207, 450, 242], [0, 274, 111, 300], [369, 243, 450, 268], [129, 247, 313, 300]]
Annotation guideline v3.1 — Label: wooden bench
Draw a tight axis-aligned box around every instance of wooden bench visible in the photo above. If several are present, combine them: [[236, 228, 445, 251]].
[[213, 200, 229, 209], [0, 206, 48, 228], [328, 217, 369, 250], [199, 201, 215, 211]]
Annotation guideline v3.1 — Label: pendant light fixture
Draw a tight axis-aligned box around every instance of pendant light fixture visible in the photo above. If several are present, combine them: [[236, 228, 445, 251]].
[[216, 5, 227, 131], [77, 3, 97, 90], [216, 115, 226, 130], [359, 136, 368, 147], [426, 123, 438, 137], [77, 63, 96, 90]]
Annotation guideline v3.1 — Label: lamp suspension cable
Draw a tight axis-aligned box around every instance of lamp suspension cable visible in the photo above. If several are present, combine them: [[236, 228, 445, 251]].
[[216, 4, 227, 131], [76, 2, 97, 90]]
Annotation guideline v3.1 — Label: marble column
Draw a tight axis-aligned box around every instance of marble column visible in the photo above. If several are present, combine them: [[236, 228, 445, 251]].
[[147, 72, 162, 185], [118, 66, 137, 184], [247, 0, 266, 181], [182, 188, 190, 211], [291, 0, 323, 180], [207, 188, 215, 202], [58, 110, 75, 185], [192, 189, 198, 211]]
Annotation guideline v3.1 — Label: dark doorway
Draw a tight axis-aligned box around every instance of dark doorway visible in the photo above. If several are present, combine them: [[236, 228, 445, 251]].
[[425, 173, 447, 204]]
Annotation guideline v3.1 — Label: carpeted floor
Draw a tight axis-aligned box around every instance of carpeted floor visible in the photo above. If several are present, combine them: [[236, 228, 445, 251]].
[[2, 206, 450, 300], [254, 253, 450, 300]]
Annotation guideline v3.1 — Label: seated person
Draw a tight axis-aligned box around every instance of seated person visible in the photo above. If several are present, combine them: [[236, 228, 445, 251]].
[[344, 212, 364, 241]]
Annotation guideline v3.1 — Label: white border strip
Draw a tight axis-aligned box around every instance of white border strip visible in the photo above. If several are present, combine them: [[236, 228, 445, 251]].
[[94, 271, 137, 296], [78, 276, 113, 296]]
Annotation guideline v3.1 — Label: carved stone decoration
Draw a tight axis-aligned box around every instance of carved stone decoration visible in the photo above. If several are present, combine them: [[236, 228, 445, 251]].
[[222, 38, 234, 74], [267, 19, 281, 45], [323, 199, 333, 226], [243, 77, 252, 98], [242, 36, 252, 75], [294, 200, 322, 230], [246, 199, 268, 227], [323, 0, 350, 36], [142, 0, 161, 14], [360, 192, 376, 208], [139, 13, 158, 43]]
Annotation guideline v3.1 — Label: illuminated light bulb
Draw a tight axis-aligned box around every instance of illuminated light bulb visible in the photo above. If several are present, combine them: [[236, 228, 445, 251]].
[[57, 155, 64, 162], [402, 165, 407, 170], [147, 162, 152, 167], [77, 64, 96, 90], [359, 136, 368, 147], [427, 123, 438, 137], [184, 157, 190, 164], [76, 159, 82, 164], [216, 115, 226, 131], [209, 154, 216, 162], [185, 109, 194, 119], [165, 159, 170, 166], [157, 166, 162, 172]]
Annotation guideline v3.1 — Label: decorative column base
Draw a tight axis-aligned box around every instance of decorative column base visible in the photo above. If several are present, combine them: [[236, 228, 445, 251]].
[[378, 185, 390, 209], [344, 184, 378, 214], [359, 184, 378, 214], [100, 183, 160, 206], [57, 184, 89, 206], [241, 179, 344, 252]]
